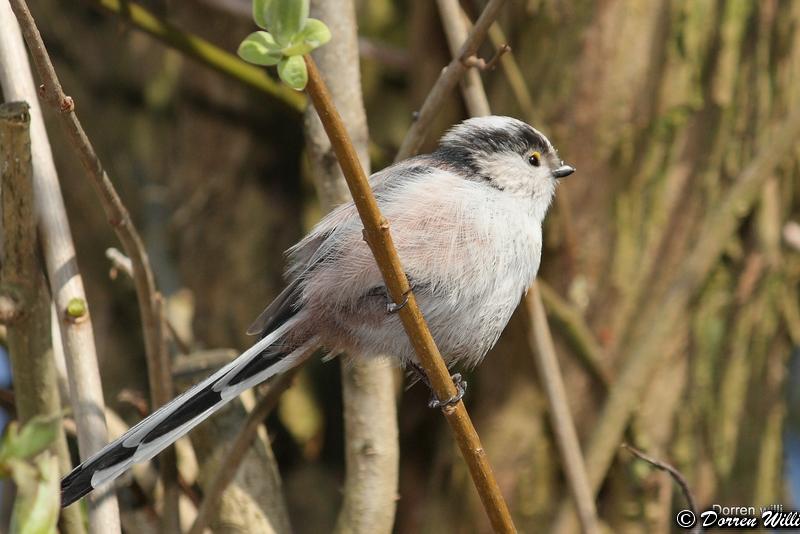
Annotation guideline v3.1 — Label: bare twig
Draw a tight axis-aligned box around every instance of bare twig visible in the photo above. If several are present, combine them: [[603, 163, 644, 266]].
[[485, 22, 536, 122], [396, 0, 508, 160], [0, 3, 121, 532], [462, 44, 510, 71], [88, 0, 305, 111], [106, 248, 191, 354], [7, 0, 179, 527], [537, 281, 611, 389], [526, 287, 600, 534], [304, 54, 515, 533], [186, 348, 315, 534], [621, 444, 700, 534], [0, 102, 86, 534], [436, 0, 491, 117]]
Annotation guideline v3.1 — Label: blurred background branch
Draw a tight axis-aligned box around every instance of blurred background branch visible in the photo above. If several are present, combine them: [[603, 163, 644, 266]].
[[302, 2, 400, 533]]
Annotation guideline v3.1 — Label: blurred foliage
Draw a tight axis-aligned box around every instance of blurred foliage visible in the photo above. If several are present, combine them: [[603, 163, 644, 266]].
[[0, 415, 61, 534]]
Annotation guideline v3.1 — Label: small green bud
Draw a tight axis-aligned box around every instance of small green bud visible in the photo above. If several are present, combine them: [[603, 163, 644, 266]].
[[66, 298, 86, 318]]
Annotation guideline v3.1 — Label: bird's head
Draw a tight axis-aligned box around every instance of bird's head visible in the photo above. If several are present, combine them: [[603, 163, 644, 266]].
[[434, 116, 574, 213]]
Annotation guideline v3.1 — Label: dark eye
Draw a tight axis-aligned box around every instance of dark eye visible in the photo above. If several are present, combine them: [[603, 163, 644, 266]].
[[528, 151, 541, 167]]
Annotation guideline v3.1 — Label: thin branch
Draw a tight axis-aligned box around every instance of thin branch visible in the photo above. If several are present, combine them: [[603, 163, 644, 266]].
[[621, 444, 700, 534], [106, 248, 191, 354], [526, 287, 600, 534], [186, 349, 315, 534], [87, 0, 305, 112], [7, 0, 179, 528], [485, 21, 536, 123], [304, 54, 516, 533], [537, 281, 611, 389], [0, 3, 121, 531], [395, 0, 508, 160], [436, 0, 491, 117]]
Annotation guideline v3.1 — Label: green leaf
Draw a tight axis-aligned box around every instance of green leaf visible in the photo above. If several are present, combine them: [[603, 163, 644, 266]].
[[281, 18, 331, 55], [252, 0, 272, 29], [0, 415, 59, 464], [238, 32, 283, 66], [278, 55, 308, 90], [266, 0, 309, 45], [298, 18, 331, 49], [9, 454, 60, 534]]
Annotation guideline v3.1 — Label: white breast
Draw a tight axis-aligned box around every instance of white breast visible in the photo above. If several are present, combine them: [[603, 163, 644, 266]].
[[383, 175, 543, 366]]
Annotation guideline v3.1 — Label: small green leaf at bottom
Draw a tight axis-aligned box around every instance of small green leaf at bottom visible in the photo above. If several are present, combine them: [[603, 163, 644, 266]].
[[9, 454, 59, 534], [278, 55, 308, 90]]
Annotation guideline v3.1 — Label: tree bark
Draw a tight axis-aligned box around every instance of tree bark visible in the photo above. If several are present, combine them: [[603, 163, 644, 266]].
[[0, 101, 85, 534], [0, 4, 121, 532]]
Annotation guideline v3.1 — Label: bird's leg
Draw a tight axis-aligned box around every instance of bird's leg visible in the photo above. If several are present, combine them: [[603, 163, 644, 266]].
[[408, 361, 431, 388], [409, 362, 468, 409]]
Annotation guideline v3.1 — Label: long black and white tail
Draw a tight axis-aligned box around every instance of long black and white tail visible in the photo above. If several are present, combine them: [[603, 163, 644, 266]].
[[61, 316, 315, 507]]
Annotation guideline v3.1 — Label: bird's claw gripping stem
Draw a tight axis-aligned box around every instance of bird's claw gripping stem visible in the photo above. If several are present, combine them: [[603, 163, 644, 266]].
[[386, 287, 412, 314], [428, 373, 467, 409]]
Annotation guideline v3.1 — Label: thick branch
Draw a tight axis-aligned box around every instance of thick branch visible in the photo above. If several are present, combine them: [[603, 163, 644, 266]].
[[301, 1, 400, 532], [304, 55, 515, 533], [0, 102, 85, 534], [0, 3, 121, 532], [7, 0, 179, 528]]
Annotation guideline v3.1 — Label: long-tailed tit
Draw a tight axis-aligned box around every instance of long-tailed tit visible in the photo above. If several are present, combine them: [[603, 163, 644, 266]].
[[61, 115, 574, 506]]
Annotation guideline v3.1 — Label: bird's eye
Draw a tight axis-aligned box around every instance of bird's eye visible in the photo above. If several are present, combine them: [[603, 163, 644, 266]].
[[528, 151, 541, 167]]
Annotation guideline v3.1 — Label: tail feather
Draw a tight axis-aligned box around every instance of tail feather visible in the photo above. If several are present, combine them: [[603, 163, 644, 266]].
[[61, 318, 312, 507]]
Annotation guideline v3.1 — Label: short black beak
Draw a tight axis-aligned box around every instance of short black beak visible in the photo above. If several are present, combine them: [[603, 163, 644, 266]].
[[552, 163, 575, 179]]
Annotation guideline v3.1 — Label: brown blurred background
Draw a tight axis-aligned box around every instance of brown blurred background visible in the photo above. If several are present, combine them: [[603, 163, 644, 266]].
[[11, 0, 800, 532]]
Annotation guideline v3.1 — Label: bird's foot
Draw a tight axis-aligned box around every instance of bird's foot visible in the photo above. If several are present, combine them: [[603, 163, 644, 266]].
[[428, 373, 467, 409], [386, 287, 413, 314]]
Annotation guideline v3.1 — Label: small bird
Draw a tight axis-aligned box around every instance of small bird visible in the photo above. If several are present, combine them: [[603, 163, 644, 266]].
[[61, 115, 574, 506]]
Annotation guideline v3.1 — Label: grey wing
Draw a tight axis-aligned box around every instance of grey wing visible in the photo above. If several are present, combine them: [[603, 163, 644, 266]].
[[246, 156, 433, 337], [246, 277, 304, 336]]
